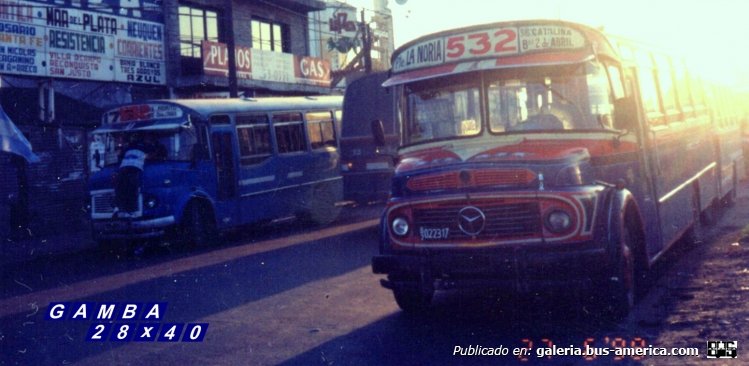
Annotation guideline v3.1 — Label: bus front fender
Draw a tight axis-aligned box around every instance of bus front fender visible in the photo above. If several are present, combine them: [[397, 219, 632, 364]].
[[603, 187, 643, 266], [174, 189, 216, 226]]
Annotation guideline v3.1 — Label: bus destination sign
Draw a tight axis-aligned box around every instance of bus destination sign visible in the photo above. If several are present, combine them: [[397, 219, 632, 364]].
[[392, 24, 586, 73]]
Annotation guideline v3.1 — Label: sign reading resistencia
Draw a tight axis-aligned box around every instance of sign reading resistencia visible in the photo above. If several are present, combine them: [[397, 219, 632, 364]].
[[391, 24, 586, 73], [0, 0, 165, 85], [201, 41, 331, 87]]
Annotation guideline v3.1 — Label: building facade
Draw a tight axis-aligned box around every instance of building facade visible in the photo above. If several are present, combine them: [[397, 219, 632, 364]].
[[0, 0, 338, 240], [166, 0, 333, 97]]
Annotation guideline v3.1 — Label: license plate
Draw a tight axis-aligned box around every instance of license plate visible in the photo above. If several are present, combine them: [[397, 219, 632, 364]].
[[419, 226, 449, 240]]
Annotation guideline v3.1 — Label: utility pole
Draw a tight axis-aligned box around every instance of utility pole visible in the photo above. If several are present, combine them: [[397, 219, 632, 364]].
[[360, 9, 372, 74], [224, 0, 238, 97]]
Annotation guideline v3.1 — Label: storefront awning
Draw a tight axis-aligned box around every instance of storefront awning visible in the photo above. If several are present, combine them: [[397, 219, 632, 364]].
[[0, 105, 39, 163]]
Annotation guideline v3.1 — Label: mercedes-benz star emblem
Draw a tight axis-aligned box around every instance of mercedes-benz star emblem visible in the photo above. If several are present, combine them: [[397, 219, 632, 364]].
[[458, 206, 485, 236]]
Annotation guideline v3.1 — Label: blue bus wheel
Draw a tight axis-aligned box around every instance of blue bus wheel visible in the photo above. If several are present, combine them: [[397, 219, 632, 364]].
[[298, 182, 342, 226], [181, 201, 217, 247]]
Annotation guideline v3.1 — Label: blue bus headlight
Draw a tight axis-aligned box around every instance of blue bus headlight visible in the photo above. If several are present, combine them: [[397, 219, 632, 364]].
[[391, 217, 409, 236], [145, 195, 159, 209], [545, 210, 572, 233]]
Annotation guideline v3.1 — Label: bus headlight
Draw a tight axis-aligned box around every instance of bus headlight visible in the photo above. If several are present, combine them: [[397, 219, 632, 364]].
[[545, 210, 572, 233], [391, 217, 410, 236], [145, 196, 158, 209]]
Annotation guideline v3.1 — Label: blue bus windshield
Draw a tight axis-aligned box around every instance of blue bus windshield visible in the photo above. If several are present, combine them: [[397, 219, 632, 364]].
[[95, 128, 197, 167]]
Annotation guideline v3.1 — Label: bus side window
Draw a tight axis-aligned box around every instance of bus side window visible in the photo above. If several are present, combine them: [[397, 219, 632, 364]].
[[306, 111, 336, 149], [273, 112, 306, 153], [635, 51, 664, 125], [237, 114, 272, 165], [653, 54, 681, 122], [673, 59, 695, 119], [194, 124, 210, 161], [605, 64, 626, 129]]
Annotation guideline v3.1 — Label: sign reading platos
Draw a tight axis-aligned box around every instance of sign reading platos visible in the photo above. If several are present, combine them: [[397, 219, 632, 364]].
[[202, 41, 331, 88], [0, 0, 165, 85], [392, 24, 586, 73]]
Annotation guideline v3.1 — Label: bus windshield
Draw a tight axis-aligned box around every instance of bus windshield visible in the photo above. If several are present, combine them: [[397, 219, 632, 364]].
[[95, 128, 197, 167], [403, 61, 617, 145]]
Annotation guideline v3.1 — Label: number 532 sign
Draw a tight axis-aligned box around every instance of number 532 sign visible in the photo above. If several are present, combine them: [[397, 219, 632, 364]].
[[392, 24, 586, 73]]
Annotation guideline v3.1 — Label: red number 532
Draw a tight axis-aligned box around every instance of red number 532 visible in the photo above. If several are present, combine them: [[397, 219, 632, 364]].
[[446, 28, 518, 60]]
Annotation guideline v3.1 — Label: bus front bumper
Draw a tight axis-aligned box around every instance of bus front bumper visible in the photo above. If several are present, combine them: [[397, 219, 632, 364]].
[[372, 243, 608, 293], [92, 215, 176, 240]]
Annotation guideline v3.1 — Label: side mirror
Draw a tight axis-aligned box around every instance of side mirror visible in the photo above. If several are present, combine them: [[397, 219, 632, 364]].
[[613, 97, 637, 131], [371, 119, 386, 147]]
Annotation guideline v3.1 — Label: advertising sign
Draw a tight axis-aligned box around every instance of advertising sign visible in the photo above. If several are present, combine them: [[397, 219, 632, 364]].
[[201, 41, 331, 88], [202, 41, 252, 79], [0, 0, 166, 85]]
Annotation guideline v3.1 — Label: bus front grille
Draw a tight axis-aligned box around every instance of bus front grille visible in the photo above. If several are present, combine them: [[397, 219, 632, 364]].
[[412, 201, 541, 240], [92, 190, 116, 215]]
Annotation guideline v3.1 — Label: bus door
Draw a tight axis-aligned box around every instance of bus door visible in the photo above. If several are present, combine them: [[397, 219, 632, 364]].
[[271, 112, 310, 212], [210, 126, 239, 227], [235, 113, 282, 223]]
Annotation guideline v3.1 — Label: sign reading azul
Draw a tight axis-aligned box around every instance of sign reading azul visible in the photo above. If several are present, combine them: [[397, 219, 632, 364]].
[[0, 0, 165, 85], [392, 24, 586, 73]]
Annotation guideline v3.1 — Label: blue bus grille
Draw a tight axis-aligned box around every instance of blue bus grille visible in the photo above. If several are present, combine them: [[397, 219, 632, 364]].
[[92, 191, 116, 215], [412, 202, 541, 240]]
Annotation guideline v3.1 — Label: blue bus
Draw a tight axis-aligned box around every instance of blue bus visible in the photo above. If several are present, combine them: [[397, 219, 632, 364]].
[[371, 20, 744, 317], [88, 96, 343, 246]]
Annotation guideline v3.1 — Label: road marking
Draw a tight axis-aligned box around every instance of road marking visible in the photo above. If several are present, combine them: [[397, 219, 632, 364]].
[[0, 219, 378, 319]]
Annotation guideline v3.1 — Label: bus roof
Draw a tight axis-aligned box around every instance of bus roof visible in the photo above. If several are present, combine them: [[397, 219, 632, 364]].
[[384, 19, 617, 86], [96, 95, 343, 133], [161, 95, 343, 117]]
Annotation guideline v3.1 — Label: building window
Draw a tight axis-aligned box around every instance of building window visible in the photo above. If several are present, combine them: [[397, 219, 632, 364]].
[[179, 5, 219, 59], [251, 19, 288, 53]]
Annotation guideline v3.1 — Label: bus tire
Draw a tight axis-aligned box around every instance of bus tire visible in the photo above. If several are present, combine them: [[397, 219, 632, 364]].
[[298, 182, 342, 226], [392, 286, 433, 314], [181, 201, 217, 247], [598, 224, 636, 320]]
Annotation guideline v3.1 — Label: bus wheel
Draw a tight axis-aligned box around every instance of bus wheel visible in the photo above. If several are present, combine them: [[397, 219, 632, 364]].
[[600, 225, 636, 320], [181, 201, 217, 247], [298, 182, 342, 226], [392, 286, 433, 314]]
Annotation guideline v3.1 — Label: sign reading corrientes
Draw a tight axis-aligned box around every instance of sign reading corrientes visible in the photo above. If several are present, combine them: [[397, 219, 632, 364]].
[[0, 0, 165, 85], [202, 41, 331, 88]]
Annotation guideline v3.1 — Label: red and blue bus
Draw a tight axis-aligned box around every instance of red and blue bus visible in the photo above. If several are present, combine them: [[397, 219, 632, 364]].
[[371, 20, 744, 316], [89, 96, 343, 247]]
